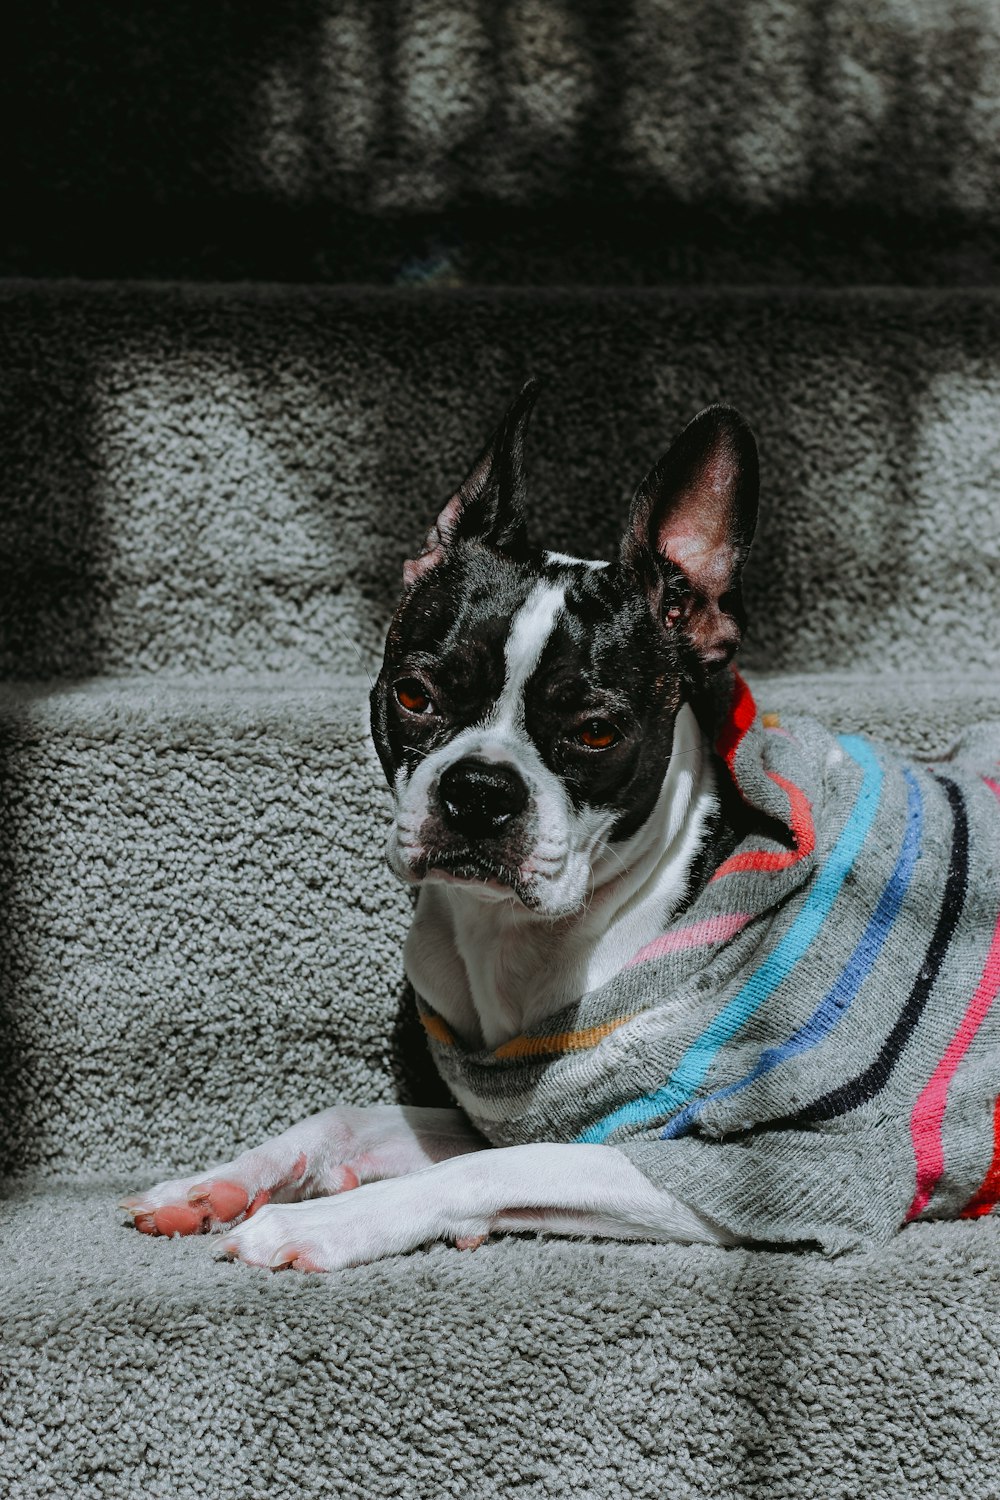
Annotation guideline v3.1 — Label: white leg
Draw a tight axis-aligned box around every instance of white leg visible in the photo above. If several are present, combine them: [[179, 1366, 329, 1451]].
[[119, 1104, 487, 1237], [215, 1140, 735, 1272]]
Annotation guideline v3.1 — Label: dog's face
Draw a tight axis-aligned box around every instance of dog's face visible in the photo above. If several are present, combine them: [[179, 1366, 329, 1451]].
[[370, 384, 758, 920]]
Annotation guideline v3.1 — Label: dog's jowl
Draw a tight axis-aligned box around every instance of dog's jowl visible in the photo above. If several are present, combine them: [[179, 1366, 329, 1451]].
[[122, 385, 1000, 1270]]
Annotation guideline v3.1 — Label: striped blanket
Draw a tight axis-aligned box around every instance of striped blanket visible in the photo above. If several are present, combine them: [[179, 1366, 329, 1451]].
[[417, 672, 1000, 1252]]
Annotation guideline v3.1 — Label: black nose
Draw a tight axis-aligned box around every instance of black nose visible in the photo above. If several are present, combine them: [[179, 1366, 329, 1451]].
[[437, 758, 529, 840]]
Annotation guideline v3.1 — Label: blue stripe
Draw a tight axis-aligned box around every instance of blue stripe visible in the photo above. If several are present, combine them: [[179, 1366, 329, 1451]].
[[660, 767, 923, 1138], [575, 736, 884, 1145]]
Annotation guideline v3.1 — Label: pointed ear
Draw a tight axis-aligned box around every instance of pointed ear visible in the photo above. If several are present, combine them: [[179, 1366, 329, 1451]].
[[621, 405, 759, 672], [403, 379, 539, 587]]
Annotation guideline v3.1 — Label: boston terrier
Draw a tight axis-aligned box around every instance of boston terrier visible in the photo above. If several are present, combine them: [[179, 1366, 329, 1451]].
[[121, 381, 747, 1267], [122, 382, 1000, 1267]]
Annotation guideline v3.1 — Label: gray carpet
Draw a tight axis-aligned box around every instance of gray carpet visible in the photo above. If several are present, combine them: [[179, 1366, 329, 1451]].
[[3, 284, 999, 680], [2, 665, 998, 1495], [5, 9, 1000, 1496], [6, 2, 1000, 283], [13, 0, 1000, 215], [3, 1178, 1000, 1500]]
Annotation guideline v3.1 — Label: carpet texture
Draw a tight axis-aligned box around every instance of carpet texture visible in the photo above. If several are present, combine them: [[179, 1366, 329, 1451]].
[[2, 329, 999, 1492], [3, 283, 1000, 681], [3, 1178, 1000, 1500], [6, 1, 1000, 283], [5, 8, 1000, 1492]]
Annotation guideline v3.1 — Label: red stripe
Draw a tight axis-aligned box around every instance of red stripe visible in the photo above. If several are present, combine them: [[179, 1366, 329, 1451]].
[[959, 1094, 1000, 1219], [906, 775, 1000, 1221], [711, 670, 815, 883], [958, 778, 1000, 1220], [716, 670, 757, 771], [712, 770, 816, 880]]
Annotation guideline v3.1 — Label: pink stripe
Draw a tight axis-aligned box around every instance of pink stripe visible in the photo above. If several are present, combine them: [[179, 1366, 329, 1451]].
[[906, 776, 1000, 1221], [625, 912, 752, 968]]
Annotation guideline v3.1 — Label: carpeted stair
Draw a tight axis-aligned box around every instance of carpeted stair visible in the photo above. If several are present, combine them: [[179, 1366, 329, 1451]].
[[2, 8, 1000, 1499]]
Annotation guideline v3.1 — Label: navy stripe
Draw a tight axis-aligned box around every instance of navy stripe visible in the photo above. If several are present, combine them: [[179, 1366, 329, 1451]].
[[777, 773, 969, 1128]]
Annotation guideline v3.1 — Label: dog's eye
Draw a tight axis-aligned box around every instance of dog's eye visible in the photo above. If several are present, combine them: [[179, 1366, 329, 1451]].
[[578, 719, 620, 749], [394, 679, 434, 715]]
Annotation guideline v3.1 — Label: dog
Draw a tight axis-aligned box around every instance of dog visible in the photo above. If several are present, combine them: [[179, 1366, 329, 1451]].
[[122, 383, 1000, 1268]]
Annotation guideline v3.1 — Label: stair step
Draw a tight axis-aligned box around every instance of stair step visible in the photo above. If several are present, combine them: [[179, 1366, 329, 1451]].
[[0, 674, 413, 1179], [1, 670, 995, 1178], [3, 282, 1000, 680], [1, 1175, 998, 1499], [7, 3, 1000, 285]]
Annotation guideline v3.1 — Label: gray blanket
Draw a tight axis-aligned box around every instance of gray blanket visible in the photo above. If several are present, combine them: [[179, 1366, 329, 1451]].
[[420, 673, 1000, 1250]]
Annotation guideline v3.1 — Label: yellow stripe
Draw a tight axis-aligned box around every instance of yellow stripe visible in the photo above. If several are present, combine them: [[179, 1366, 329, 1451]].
[[494, 1015, 634, 1061], [419, 1012, 455, 1046]]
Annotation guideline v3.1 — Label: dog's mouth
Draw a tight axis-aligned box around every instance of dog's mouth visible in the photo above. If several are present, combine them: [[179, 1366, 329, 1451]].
[[419, 850, 536, 907]]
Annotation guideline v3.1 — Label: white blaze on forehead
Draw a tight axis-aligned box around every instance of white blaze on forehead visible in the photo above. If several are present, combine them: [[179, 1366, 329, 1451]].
[[544, 550, 609, 571], [491, 580, 566, 731]]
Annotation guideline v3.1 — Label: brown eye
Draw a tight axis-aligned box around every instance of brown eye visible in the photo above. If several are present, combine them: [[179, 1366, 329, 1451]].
[[579, 719, 619, 749], [395, 679, 433, 715]]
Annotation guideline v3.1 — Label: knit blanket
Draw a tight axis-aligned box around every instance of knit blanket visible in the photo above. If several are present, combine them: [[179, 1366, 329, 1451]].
[[417, 672, 1000, 1253]]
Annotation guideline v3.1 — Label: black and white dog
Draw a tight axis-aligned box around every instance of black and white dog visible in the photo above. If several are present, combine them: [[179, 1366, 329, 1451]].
[[122, 382, 760, 1269]]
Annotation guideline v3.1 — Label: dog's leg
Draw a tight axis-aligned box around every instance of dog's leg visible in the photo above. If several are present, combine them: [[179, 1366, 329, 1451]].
[[119, 1104, 487, 1237], [214, 1140, 735, 1271]]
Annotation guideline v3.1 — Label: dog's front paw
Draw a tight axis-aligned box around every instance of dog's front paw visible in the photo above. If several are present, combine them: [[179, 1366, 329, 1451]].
[[214, 1174, 489, 1272], [119, 1148, 358, 1239]]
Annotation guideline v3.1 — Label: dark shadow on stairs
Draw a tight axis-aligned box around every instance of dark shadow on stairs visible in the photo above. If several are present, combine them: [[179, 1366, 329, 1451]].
[[0, 289, 111, 1176], [5, 2, 1000, 282]]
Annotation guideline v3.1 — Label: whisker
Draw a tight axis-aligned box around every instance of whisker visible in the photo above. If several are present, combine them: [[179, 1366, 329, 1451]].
[[330, 619, 377, 692], [597, 841, 633, 884]]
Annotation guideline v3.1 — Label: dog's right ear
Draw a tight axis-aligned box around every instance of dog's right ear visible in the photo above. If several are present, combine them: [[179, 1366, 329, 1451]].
[[403, 380, 539, 588]]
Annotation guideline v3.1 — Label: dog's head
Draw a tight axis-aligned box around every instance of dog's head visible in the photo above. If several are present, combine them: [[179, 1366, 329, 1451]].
[[370, 383, 758, 920]]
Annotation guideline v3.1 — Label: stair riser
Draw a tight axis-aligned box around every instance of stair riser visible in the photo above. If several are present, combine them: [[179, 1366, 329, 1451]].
[[2, 673, 994, 1177], [0, 682, 421, 1178], [9, 2, 1000, 224], [3, 285, 999, 678]]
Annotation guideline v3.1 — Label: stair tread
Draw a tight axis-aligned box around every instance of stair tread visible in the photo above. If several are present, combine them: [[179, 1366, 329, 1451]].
[[2, 1173, 998, 1499], [2, 666, 995, 744]]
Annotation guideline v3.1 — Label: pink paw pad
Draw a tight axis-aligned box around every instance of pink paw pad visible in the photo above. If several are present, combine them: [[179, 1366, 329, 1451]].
[[151, 1204, 206, 1237], [203, 1180, 250, 1224], [289, 1249, 326, 1273]]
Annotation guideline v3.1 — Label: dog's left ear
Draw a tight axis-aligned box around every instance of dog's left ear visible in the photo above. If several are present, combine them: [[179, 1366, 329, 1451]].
[[621, 405, 759, 672], [403, 380, 539, 587]]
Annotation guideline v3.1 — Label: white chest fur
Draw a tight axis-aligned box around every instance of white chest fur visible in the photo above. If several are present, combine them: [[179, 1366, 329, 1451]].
[[404, 704, 718, 1050]]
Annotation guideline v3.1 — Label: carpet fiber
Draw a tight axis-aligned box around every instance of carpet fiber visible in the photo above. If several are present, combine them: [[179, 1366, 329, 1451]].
[[3, 1178, 1000, 1500], [4, 7, 1000, 1495]]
